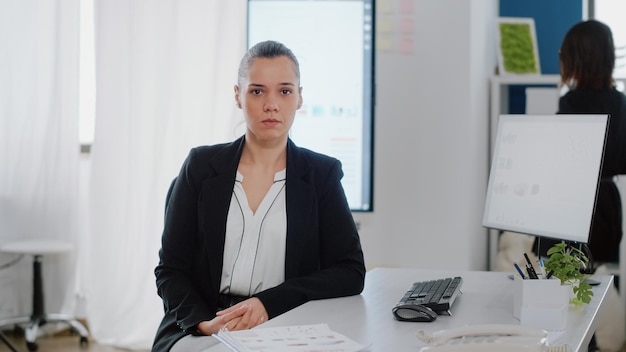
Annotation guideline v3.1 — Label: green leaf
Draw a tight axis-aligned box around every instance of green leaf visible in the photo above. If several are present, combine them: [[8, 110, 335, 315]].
[[545, 243, 591, 305]]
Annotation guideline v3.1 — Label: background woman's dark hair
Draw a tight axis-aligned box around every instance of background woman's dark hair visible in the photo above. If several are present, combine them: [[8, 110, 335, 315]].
[[237, 40, 300, 85], [560, 20, 615, 89]]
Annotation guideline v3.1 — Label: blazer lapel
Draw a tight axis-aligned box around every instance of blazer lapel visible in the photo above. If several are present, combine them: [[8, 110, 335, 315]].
[[202, 137, 245, 288], [285, 139, 315, 279]]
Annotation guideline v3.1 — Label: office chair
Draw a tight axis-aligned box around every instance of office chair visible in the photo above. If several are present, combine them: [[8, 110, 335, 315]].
[[0, 239, 89, 351], [0, 331, 18, 352]]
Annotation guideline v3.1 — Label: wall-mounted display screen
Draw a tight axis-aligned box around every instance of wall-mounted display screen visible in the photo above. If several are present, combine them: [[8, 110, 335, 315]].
[[248, 0, 375, 211]]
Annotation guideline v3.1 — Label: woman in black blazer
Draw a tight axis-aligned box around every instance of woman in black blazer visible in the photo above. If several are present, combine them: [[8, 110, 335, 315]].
[[152, 41, 366, 352], [534, 20, 626, 264]]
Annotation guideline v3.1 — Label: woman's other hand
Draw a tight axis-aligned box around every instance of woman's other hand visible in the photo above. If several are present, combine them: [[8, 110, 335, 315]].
[[216, 297, 268, 331], [196, 304, 248, 335], [196, 297, 268, 335]]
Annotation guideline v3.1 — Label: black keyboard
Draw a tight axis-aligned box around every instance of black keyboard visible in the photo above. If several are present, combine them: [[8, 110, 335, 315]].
[[395, 276, 463, 314]]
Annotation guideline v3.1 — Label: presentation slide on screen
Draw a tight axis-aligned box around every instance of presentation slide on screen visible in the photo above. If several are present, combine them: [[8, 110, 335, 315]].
[[483, 115, 607, 243], [248, 0, 373, 211]]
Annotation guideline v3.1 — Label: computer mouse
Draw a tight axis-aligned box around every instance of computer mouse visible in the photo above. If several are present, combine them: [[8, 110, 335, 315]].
[[392, 304, 438, 322]]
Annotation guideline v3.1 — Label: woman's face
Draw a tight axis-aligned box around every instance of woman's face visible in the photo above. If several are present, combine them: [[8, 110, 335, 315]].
[[235, 56, 302, 144]]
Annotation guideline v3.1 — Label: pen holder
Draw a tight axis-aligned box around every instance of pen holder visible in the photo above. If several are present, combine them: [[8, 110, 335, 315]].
[[513, 276, 569, 330]]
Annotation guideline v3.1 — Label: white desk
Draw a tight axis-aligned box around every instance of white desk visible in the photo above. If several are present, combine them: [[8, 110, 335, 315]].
[[206, 267, 613, 352]]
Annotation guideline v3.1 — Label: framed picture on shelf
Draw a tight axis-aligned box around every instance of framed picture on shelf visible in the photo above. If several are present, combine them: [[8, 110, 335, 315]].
[[496, 17, 541, 75]]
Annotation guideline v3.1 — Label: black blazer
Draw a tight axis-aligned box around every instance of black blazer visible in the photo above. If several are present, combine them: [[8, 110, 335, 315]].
[[152, 136, 366, 351]]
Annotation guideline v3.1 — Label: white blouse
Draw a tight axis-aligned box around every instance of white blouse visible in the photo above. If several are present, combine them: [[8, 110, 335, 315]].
[[220, 169, 287, 296]]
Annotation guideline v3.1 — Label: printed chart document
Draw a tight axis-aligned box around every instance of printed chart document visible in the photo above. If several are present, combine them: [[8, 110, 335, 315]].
[[213, 323, 370, 352]]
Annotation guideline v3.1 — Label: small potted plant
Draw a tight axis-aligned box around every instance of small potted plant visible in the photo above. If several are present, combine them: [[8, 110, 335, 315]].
[[544, 242, 593, 306]]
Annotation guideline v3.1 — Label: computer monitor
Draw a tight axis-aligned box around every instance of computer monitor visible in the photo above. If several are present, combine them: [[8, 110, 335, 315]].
[[482, 114, 609, 244]]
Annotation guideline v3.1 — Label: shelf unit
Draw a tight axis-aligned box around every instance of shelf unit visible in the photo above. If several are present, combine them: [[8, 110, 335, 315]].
[[487, 74, 560, 272], [489, 74, 560, 146]]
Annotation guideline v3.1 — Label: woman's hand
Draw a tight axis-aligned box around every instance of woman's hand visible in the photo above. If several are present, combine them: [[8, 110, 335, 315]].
[[196, 297, 268, 335], [216, 297, 268, 331], [196, 305, 248, 335]]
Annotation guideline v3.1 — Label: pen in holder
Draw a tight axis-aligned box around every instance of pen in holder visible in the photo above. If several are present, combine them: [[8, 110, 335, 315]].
[[513, 276, 569, 330]]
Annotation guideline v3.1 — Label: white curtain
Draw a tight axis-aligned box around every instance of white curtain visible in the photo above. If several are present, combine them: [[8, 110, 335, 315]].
[[85, 0, 247, 348], [0, 0, 80, 320]]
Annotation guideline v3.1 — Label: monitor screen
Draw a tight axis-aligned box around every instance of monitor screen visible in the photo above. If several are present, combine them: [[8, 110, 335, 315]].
[[482, 114, 609, 243], [247, 0, 375, 212]]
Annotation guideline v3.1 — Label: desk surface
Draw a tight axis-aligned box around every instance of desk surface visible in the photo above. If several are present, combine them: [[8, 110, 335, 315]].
[[206, 267, 613, 352]]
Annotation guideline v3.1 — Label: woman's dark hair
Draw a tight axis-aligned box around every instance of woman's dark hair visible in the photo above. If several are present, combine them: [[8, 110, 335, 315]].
[[237, 40, 300, 85], [560, 20, 615, 89]]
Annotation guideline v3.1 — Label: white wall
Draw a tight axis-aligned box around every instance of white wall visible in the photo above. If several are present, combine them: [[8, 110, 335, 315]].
[[354, 0, 498, 271]]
